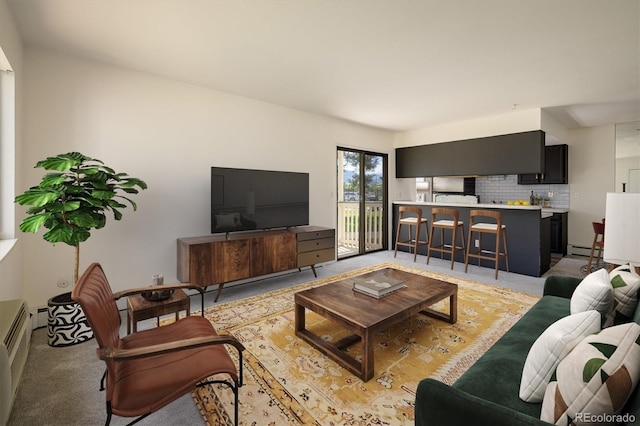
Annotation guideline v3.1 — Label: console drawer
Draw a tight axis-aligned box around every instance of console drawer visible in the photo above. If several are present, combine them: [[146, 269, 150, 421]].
[[296, 229, 335, 242], [297, 237, 335, 253], [298, 248, 335, 267]]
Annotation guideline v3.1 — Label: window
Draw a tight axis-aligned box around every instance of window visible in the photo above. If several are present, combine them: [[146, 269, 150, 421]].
[[0, 46, 16, 241]]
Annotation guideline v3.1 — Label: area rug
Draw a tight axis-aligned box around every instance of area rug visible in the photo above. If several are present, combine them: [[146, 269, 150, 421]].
[[191, 262, 539, 425]]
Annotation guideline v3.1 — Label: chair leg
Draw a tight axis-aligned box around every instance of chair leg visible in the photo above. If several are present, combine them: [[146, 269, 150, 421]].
[[100, 369, 106, 391], [413, 224, 420, 262], [587, 234, 598, 271], [464, 228, 472, 273], [393, 221, 402, 258], [503, 228, 509, 273], [449, 226, 457, 270], [494, 230, 501, 279], [426, 224, 435, 265]]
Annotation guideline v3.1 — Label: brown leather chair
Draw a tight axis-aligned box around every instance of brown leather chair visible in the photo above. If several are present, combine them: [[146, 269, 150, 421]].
[[72, 263, 245, 426]]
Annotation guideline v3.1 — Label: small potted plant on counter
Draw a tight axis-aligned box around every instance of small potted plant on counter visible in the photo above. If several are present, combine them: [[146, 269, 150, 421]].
[[15, 152, 147, 346]]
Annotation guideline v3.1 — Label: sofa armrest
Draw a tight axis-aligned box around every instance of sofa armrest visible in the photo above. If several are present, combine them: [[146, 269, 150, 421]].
[[415, 379, 551, 426], [542, 276, 582, 299]]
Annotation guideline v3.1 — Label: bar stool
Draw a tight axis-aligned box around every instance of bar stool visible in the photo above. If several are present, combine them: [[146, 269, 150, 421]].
[[465, 209, 509, 279], [427, 208, 465, 270], [394, 206, 429, 262], [587, 219, 605, 272]]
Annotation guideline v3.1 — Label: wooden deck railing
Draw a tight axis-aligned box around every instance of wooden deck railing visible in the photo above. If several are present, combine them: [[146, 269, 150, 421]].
[[337, 202, 384, 252]]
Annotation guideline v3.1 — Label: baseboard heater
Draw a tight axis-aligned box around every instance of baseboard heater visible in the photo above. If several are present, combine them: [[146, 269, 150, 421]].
[[568, 245, 593, 257], [0, 299, 31, 425]]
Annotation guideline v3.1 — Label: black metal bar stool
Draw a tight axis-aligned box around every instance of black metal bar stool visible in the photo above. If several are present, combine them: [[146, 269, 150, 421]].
[[427, 208, 465, 270], [464, 209, 509, 279], [394, 206, 429, 262]]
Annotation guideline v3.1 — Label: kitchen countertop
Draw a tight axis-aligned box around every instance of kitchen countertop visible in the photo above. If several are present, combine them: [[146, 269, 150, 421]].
[[392, 201, 569, 218]]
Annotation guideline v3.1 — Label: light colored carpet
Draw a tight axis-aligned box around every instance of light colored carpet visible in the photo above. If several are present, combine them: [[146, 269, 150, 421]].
[[190, 262, 539, 425], [6, 250, 551, 426], [542, 255, 608, 280]]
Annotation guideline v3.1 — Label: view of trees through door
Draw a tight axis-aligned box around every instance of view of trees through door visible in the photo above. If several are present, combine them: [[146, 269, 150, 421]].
[[337, 148, 387, 259]]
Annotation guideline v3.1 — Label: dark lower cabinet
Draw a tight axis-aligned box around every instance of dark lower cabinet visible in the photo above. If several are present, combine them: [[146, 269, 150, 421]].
[[550, 212, 568, 255]]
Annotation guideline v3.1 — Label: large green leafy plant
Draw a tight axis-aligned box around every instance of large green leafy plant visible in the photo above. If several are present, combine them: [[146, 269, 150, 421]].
[[15, 152, 147, 284]]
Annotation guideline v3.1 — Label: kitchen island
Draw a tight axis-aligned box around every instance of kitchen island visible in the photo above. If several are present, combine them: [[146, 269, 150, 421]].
[[393, 201, 551, 277]]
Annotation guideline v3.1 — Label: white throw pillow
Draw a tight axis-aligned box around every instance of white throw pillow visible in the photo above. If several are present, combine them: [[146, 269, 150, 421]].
[[570, 268, 614, 317], [519, 310, 601, 403], [604, 264, 640, 327], [540, 322, 640, 425]]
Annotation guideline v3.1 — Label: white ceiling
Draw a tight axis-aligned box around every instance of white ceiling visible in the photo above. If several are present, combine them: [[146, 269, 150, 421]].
[[6, 0, 640, 133]]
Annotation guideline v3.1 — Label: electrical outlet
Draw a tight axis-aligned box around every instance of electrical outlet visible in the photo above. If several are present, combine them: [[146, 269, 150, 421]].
[[548, 191, 554, 198], [474, 239, 480, 248], [57, 278, 70, 288]]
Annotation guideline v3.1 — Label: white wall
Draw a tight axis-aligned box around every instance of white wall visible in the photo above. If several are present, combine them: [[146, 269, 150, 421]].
[[20, 47, 394, 309], [0, 0, 24, 302], [394, 108, 542, 148], [564, 125, 616, 249]]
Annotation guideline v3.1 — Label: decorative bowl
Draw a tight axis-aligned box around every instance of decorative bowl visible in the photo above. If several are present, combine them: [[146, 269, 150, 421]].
[[141, 289, 174, 302]]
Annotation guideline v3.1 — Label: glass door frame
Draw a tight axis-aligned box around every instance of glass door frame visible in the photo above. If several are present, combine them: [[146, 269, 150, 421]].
[[336, 147, 388, 259]]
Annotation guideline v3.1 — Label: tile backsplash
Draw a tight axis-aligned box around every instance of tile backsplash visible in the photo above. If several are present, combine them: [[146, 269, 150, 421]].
[[474, 175, 570, 208]]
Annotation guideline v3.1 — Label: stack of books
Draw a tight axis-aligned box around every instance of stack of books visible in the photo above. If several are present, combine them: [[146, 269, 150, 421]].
[[352, 276, 406, 298]]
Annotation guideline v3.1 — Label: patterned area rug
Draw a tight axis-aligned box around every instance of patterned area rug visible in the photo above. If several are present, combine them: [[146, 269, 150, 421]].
[[191, 262, 539, 425]]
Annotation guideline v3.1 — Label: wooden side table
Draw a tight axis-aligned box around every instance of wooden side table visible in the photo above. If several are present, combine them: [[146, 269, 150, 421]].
[[127, 288, 190, 334]]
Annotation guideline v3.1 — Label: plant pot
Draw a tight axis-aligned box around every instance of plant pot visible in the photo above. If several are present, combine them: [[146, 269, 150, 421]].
[[47, 292, 93, 347]]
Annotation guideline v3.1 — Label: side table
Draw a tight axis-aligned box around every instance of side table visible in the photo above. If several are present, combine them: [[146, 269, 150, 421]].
[[127, 288, 190, 334]]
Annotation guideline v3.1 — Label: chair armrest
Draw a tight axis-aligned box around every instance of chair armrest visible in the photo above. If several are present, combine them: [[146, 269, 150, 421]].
[[113, 283, 205, 300], [98, 334, 245, 362], [415, 379, 551, 426], [542, 276, 583, 299]]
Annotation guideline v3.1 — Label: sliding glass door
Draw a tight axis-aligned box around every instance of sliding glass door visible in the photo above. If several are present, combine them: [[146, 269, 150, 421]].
[[337, 148, 387, 259]]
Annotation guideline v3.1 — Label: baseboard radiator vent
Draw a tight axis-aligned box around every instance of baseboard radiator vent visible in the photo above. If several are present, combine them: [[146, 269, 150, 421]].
[[0, 299, 31, 425], [567, 245, 592, 258]]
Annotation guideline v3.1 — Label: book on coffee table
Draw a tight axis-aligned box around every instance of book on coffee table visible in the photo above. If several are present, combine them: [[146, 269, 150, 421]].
[[352, 276, 406, 298]]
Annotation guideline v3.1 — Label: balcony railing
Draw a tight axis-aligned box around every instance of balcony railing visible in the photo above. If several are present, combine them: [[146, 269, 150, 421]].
[[337, 202, 384, 255]]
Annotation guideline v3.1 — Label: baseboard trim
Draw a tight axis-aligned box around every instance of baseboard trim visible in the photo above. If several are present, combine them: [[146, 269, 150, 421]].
[[568, 245, 593, 257]]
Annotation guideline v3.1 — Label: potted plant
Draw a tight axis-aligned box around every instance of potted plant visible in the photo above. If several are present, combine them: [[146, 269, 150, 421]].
[[15, 152, 147, 346]]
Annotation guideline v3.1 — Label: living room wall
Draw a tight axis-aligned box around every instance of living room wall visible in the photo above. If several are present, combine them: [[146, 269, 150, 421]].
[[19, 47, 394, 310]]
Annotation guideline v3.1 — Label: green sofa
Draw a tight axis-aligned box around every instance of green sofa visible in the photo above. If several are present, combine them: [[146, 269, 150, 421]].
[[415, 275, 640, 426]]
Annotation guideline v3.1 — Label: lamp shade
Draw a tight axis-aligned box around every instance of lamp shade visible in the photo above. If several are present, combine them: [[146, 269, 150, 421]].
[[603, 192, 640, 267]]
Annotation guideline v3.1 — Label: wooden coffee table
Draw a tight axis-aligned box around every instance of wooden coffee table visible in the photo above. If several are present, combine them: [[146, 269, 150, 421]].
[[294, 268, 457, 381]]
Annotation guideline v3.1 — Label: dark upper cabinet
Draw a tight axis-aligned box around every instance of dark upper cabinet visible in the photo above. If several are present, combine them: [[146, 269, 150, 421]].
[[396, 130, 545, 178], [518, 144, 568, 185]]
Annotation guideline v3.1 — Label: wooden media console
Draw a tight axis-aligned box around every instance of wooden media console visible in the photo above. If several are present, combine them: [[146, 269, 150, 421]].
[[177, 226, 335, 301]]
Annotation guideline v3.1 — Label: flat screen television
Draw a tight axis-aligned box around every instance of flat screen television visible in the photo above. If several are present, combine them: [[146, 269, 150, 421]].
[[211, 167, 309, 234]]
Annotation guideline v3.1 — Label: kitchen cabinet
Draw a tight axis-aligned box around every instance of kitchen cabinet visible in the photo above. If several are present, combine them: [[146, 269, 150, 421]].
[[396, 130, 544, 178], [550, 212, 568, 255], [518, 144, 568, 185]]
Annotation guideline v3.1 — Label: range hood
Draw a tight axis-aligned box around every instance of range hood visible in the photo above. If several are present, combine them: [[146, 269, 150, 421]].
[[432, 177, 465, 193]]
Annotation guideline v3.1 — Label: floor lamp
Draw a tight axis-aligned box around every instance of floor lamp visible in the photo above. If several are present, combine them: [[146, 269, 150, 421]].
[[603, 193, 640, 271]]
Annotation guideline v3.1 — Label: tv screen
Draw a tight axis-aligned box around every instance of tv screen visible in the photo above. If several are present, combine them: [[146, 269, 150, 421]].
[[211, 167, 309, 234]]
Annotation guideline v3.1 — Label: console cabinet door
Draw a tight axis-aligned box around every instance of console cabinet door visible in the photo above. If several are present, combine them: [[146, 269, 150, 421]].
[[187, 242, 216, 285], [213, 239, 252, 283], [251, 233, 297, 276]]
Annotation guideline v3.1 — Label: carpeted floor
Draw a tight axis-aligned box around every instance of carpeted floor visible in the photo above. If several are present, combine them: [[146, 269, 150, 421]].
[[542, 255, 608, 280], [7, 250, 553, 426]]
